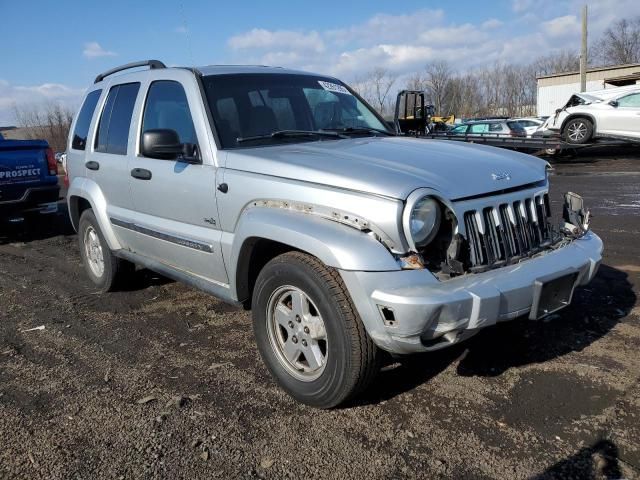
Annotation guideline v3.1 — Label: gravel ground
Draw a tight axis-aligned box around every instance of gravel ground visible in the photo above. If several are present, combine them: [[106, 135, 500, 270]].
[[1, 150, 639, 479]]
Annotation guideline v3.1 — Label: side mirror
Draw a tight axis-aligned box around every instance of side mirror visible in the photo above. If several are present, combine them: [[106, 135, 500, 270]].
[[609, 100, 619, 107], [141, 129, 200, 163], [142, 129, 182, 160]]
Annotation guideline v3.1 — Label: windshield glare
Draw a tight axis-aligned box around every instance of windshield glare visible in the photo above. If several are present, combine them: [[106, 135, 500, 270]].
[[202, 73, 390, 148]]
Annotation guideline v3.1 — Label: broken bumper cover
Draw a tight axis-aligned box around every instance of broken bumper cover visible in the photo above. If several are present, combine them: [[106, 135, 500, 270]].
[[341, 231, 603, 354]]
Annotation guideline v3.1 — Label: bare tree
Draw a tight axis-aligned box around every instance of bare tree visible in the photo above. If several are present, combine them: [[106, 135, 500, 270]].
[[424, 61, 453, 115], [366, 67, 398, 116], [533, 50, 581, 76], [12, 102, 74, 152], [592, 17, 640, 66]]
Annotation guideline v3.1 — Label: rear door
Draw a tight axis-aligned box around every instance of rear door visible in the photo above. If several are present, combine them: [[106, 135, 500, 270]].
[[86, 82, 140, 248], [127, 79, 228, 284]]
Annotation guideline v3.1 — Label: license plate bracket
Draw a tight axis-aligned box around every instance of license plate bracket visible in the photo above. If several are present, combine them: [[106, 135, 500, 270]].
[[529, 269, 579, 320]]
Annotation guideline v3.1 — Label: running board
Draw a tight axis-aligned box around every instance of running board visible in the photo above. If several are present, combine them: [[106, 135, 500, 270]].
[[115, 249, 243, 308]]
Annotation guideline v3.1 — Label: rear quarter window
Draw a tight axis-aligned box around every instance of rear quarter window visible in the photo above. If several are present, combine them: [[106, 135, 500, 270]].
[[71, 89, 102, 150], [95, 83, 140, 155]]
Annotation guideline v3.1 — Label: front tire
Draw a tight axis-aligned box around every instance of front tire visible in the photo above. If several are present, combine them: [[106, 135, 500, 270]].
[[78, 209, 133, 292], [252, 252, 381, 408], [563, 118, 593, 144]]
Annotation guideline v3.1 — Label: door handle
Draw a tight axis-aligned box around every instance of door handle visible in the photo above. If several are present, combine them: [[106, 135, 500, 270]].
[[85, 161, 100, 171], [131, 168, 152, 180]]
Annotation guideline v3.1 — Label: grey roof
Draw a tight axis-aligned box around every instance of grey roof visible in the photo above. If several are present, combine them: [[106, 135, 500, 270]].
[[196, 64, 327, 77]]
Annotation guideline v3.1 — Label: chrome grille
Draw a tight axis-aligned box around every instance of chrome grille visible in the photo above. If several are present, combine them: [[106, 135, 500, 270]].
[[463, 193, 552, 270]]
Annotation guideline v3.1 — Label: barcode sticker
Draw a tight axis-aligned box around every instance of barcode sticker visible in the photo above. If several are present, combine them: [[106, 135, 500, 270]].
[[318, 81, 351, 95]]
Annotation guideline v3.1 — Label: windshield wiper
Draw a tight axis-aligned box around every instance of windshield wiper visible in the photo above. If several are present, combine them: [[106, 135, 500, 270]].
[[321, 127, 395, 136], [236, 129, 347, 144]]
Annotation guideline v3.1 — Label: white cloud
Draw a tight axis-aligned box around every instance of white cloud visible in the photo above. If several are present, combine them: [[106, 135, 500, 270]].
[[82, 42, 117, 59], [482, 18, 503, 29], [542, 15, 581, 38], [228, 29, 325, 53], [417, 24, 488, 45], [175, 26, 189, 34], [0, 79, 84, 126], [326, 9, 445, 46], [222, 4, 640, 82], [511, 0, 546, 13]]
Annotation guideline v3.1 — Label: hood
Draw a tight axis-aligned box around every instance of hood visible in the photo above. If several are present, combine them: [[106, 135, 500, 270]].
[[224, 137, 547, 200]]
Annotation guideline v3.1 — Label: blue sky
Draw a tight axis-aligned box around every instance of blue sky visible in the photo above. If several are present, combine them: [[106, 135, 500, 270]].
[[1, 0, 639, 125]]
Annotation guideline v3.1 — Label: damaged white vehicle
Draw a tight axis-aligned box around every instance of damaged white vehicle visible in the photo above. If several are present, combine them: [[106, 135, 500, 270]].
[[66, 61, 603, 407], [543, 85, 640, 144]]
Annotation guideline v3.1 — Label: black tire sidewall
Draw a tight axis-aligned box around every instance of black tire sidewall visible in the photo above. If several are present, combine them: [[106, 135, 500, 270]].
[[564, 118, 593, 144], [252, 257, 356, 407], [78, 210, 114, 291]]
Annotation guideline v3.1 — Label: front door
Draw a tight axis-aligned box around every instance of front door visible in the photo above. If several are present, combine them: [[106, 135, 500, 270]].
[[598, 92, 640, 138], [126, 80, 228, 285]]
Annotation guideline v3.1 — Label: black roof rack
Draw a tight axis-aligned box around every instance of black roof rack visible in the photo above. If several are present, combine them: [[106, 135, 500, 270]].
[[94, 60, 166, 84]]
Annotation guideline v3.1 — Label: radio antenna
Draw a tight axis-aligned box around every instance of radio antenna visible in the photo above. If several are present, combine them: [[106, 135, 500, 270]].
[[179, 1, 194, 67]]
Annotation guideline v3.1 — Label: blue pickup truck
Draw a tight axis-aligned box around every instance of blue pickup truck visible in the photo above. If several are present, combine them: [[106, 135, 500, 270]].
[[0, 131, 60, 221]]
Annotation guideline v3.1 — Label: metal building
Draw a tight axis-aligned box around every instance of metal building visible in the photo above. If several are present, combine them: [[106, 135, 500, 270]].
[[537, 63, 640, 116]]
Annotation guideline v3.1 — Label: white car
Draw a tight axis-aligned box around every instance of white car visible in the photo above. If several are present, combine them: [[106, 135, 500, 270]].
[[543, 86, 640, 144], [512, 117, 545, 137]]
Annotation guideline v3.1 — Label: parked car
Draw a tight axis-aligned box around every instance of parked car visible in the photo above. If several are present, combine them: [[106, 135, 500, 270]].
[[543, 86, 640, 144], [0, 131, 59, 221], [512, 117, 545, 137], [446, 119, 527, 137], [67, 60, 603, 408]]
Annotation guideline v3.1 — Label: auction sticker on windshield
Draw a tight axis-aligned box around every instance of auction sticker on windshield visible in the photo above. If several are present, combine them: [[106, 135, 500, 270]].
[[318, 81, 351, 95]]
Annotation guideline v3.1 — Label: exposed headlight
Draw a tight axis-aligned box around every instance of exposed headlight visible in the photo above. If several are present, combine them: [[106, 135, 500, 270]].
[[403, 194, 441, 251]]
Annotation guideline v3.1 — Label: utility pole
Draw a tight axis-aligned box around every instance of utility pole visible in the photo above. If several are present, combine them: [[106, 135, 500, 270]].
[[580, 4, 588, 92]]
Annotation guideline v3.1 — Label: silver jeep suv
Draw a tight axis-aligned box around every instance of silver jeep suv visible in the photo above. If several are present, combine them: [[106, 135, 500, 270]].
[[67, 60, 603, 408]]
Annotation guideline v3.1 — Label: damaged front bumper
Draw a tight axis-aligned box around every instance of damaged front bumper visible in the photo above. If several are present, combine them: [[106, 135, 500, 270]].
[[340, 193, 603, 355]]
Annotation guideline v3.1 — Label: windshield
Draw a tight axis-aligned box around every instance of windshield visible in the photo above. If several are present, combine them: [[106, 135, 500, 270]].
[[202, 73, 391, 148]]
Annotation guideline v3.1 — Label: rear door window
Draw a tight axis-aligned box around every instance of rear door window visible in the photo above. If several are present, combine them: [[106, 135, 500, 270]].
[[71, 89, 102, 150], [488, 123, 503, 132], [95, 82, 140, 155]]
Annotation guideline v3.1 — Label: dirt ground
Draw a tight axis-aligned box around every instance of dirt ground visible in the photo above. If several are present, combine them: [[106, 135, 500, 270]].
[[1, 149, 639, 479]]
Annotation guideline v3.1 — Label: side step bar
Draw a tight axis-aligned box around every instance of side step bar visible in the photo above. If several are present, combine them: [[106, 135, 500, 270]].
[[115, 249, 243, 308]]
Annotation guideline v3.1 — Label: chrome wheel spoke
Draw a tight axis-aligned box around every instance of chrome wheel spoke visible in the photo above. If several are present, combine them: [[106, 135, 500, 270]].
[[290, 290, 310, 317], [305, 315, 326, 340], [282, 338, 302, 367], [274, 303, 293, 330], [305, 342, 325, 371]]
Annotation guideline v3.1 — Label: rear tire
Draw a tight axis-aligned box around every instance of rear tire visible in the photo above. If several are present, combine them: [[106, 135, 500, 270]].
[[252, 251, 381, 408], [563, 118, 593, 144], [78, 209, 133, 292]]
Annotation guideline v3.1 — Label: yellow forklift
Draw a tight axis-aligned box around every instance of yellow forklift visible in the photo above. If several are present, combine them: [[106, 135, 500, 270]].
[[393, 90, 454, 135]]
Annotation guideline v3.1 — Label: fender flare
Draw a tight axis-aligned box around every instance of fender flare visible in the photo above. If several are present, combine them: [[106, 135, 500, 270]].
[[67, 177, 122, 250], [227, 206, 400, 300]]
